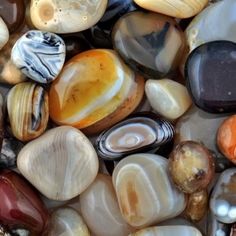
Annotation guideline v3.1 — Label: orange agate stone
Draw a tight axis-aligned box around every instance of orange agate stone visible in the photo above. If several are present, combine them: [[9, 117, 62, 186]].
[[217, 115, 236, 164]]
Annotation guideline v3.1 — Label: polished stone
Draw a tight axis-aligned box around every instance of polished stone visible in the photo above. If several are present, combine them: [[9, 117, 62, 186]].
[[186, 0, 236, 52], [49, 49, 144, 135], [0, 170, 48, 234], [112, 11, 185, 79], [112, 154, 186, 228], [210, 168, 236, 224], [145, 79, 192, 120], [30, 0, 108, 33], [0, 0, 25, 33], [217, 115, 236, 165], [80, 174, 134, 236], [0, 17, 9, 50], [175, 106, 232, 172], [134, 0, 208, 18], [17, 126, 99, 201], [186, 41, 236, 113], [11, 30, 66, 83]]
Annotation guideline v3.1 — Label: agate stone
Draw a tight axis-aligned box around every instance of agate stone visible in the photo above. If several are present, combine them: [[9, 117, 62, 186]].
[[186, 41, 236, 113], [112, 11, 185, 79], [11, 30, 66, 83]]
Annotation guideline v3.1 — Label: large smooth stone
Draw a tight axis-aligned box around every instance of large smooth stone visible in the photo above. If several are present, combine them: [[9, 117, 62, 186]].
[[49, 49, 144, 135], [175, 106, 231, 172], [112, 153, 186, 228], [0, 17, 9, 50], [30, 0, 108, 33], [210, 168, 236, 224], [186, 0, 236, 52], [0, 33, 26, 84], [80, 174, 134, 236], [129, 226, 202, 236], [112, 11, 185, 79], [134, 0, 207, 18], [47, 207, 90, 236], [217, 115, 236, 165], [0, 0, 25, 33], [145, 79, 192, 120], [186, 41, 236, 113], [17, 126, 99, 201], [7, 82, 49, 142], [11, 30, 66, 83], [0, 170, 48, 234]]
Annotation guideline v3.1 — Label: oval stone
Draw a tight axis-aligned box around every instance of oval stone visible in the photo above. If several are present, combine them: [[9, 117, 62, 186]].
[[186, 41, 236, 113], [0, 17, 9, 50], [17, 126, 99, 201], [11, 30, 66, 83], [112, 11, 185, 79], [30, 0, 108, 33], [80, 174, 134, 236], [112, 153, 186, 228]]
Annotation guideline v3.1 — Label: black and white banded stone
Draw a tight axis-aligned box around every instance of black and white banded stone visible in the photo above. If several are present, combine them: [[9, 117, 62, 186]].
[[11, 30, 66, 83]]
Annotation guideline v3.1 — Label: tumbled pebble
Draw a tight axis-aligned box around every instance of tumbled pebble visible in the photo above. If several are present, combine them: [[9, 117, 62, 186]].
[[11, 30, 66, 83], [145, 79, 192, 120], [112, 153, 186, 228], [0, 17, 9, 50], [17, 126, 99, 201]]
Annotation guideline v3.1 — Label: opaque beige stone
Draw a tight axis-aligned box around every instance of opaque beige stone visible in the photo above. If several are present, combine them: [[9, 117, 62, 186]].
[[112, 154, 186, 228], [0, 17, 9, 50], [17, 126, 99, 201], [80, 174, 134, 236], [30, 0, 108, 33], [145, 79, 192, 120], [133, 0, 208, 18]]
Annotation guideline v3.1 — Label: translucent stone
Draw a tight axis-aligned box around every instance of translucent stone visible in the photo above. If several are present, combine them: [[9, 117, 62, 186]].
[[80, 174, 134, 236], [112, 153, 186, 228]]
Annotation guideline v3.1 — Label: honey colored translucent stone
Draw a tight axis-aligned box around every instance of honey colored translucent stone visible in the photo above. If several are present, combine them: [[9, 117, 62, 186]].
[[112, 154, 186, 228], [169, 141, 215, 194], [47, 208, 90, 236], [49, 49, 144, 135], [217, 115, 236, 165], [129, 225, 202, 236], [145, 79, 192, 120], [80, 174, 134, 236], [133, 0, 208, 18], [30, 0, 108, 33]]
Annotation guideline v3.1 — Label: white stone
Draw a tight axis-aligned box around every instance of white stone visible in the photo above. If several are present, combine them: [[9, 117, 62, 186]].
[[0, 17, 9, 50]]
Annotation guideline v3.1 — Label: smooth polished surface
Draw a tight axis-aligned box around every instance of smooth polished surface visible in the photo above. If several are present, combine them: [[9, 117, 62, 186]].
[[186, 41, 236, 113], [30, 0, 108, 33], [217, 115, 236, 165], [112, 11, 185, 79], [134, 0, 208, 18], [11, 30, 65, 83], [186, 0, 236, 52], [7, 82, 49, 142], [0, 0, 25, 33], [145, 79, 192, 120], [17, 126, 99, 201], [0, 17, 9, 50], [210, 168, 236, 224], [49, 49, 144, 134], [80, 174, 134, 236], [0, 170, 48, 234], [112, 154, 186, 228], [47, 207, 90, 236], [169, 141, 215, 193], [96, 112, 174, 161], [129, 226, 202, 236]]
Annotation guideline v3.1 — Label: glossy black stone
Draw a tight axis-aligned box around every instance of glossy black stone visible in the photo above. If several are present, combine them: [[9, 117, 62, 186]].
[[112, 11, 185, 79], [85, 0, 138, 48], [186, 41, 236, 113]]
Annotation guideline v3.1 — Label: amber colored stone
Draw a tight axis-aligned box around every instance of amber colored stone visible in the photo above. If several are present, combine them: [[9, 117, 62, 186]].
[[217, 115, 236, 164], [0, 0, 25, 33], [0, 170, 48, 234]]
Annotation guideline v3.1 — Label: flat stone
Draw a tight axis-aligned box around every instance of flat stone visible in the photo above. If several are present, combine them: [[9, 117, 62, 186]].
[[11, 30, 66, 83], [112, 11, 185, 79], [186, 41, 236, 113]]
